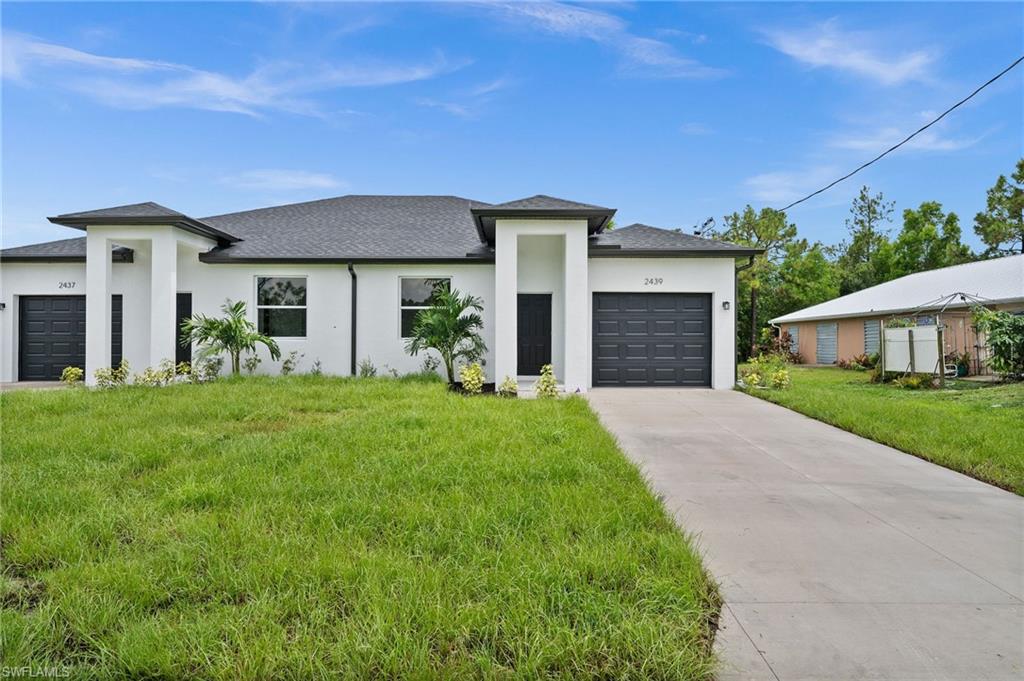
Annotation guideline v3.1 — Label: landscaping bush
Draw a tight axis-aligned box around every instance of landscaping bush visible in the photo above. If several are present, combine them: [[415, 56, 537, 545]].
[[535, 364, 559, 398], [358, 357, 377, 378], [973, 307, 1024, 379], [757, 328, 801, 363], [404, 282, 487, 385], [839, 353, 876, 371], [740, 354, 791, 389], [242, 354, 261, 374], [93, 359, 130, 388], [893, 373, 935, 390], [497, 375, 518, 398], [60, 366, 83, 385], [458, 362, 485, 394], [280, 350, 303, 376], [133, 360, 176, 387]]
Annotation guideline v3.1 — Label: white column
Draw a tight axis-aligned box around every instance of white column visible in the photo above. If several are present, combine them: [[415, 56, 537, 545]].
[[149, 228, 178, 367], [84, 231, 112, 385], [563, 226, 589, 392], [493, 223, 518, 383]]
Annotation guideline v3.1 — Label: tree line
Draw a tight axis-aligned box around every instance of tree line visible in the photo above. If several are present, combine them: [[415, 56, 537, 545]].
[[707, 158, 1024, 358]]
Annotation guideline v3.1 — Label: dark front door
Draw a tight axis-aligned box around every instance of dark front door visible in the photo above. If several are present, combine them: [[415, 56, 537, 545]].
[[19, 295, 122, 381], [517, 293, 552, 375], [176, 293, 193, 365], [592, 292, 712, 387]]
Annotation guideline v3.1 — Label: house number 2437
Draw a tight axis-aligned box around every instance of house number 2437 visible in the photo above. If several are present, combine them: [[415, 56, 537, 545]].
[[58, 281, 77, 289], [643, 277, 663, 286]]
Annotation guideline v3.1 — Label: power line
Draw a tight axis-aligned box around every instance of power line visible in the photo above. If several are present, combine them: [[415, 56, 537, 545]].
[[777, 53, 1024, 213]]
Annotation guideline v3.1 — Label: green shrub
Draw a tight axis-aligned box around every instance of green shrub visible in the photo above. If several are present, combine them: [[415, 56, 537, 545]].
[[60, 366, 84, 385], [358, 357, 377, 378], [242, 354, 262, 374], [894, 374, 934, 390], [93, 360, 130, 388], [741, 354, 790, 389], [458, 363, 485, 394], [535, 364, 559, 398], [497, 375, 518, 398], [133, 359, 177, 387], [281, 351, 303, 376], [973, 307, 1024, 378]]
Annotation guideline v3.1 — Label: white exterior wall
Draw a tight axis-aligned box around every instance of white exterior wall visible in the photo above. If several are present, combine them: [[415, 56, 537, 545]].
[[588, 257, 737, 389], [0, 260, 149, 382], [3, 239, 738, 388], [354, 264, 496, 378], [493, 218, 589, 391]]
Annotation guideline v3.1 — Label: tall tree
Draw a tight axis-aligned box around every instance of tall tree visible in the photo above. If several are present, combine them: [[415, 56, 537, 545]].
[[893, 201, 973, 276], [974, 158, 1024, 256], [711, 206, 797, 357], [772, 240, 840, 317], [834, 185, 895, 294]]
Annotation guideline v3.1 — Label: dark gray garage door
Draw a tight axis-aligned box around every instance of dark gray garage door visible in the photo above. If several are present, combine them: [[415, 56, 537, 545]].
[[19, 295, 122, 381], [593, 292, 711, 386]]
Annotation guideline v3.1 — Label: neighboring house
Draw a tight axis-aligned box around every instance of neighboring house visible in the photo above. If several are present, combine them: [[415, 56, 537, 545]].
[[0, 195, 758, 388], [770, 255, 1024, 368]]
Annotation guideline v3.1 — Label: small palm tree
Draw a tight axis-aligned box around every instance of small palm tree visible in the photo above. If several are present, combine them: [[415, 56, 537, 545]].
[[404, 283, 487, 385], [181, 300, 281, 375]]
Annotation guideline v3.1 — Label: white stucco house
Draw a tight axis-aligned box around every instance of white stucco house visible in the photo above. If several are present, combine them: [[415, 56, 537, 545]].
[[0, 194, 758, 389]]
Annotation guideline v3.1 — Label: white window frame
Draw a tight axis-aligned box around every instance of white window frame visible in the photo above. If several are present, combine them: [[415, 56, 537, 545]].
[[254, 275, 308, 339], [399, 276, 451, 339]]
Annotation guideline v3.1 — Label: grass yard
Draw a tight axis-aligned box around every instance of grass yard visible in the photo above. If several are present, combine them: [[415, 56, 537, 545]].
[[1, 376, 719, 680], [740, 366, 1024, 495]]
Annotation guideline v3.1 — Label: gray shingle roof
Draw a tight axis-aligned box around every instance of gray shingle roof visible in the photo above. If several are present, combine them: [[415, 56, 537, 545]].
[[9, 198, 756, 263], [490, 195, 612, 211], [200, 195, 493, 261], [52, 202, 185, 220], [590, 223, 761, 254], [0, 237, 133, 261]]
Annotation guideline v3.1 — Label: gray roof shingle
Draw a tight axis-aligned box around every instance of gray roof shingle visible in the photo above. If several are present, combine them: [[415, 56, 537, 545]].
[[53, 202, 185, 220], [8, 197, 756, 262], [0, 237, 133, 261], [200, 195, 493, 261], [489, 195, 612, 211], [590, 223, 760, 254]]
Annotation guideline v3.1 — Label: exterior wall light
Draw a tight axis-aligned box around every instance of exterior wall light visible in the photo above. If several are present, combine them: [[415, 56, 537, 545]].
[[722, 301, 730, 310]]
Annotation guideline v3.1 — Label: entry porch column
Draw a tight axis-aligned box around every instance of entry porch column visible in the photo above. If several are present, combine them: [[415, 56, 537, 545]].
[[84, 231, 112, 385]]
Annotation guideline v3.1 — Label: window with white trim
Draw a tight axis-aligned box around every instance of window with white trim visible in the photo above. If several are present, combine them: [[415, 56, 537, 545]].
[[400, 277, 450, 338], [256, 276, 307, 337]]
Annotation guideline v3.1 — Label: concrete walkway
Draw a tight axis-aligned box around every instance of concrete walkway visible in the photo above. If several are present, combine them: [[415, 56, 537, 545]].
[[588, 388, 1023, 681]]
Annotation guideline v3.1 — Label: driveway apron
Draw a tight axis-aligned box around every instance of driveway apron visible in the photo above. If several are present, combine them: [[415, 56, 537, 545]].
[[587, 388, 1024, 681]]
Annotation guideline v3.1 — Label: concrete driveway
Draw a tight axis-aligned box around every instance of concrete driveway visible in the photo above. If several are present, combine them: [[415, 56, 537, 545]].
[[588, 388, 1023, 681]]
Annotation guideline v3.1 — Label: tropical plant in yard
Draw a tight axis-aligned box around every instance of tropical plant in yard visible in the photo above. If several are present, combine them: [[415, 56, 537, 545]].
[[497, 375, 518, 398], [404, 282, 487, 385], [535, 364, 559, 398], [973, 307, 1024, 378], [180, 300, 281, 375], [60, 366, 84, 384], [459, 363, 485, 394]]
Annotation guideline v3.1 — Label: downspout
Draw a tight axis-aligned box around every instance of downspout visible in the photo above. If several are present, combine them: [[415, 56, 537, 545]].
[[734, 255, 755, 385], [347, 262, 357, 376]]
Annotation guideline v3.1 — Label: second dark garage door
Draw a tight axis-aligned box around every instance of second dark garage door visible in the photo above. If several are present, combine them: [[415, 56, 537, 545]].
[[592, 292, 711, 387]]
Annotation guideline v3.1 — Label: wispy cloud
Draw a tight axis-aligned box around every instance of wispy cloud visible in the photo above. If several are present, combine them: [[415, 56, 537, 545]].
[[829, 113, 985, 152], [680, 122, 713, 136], [745, 166, 840, 203], [479, 2, 725, 79], [655, 28, 709, 45], [762, 19, 936, 85], [2, 31, 464, 117], [416, 76, 514, 119], [220, 169, 347, 192]]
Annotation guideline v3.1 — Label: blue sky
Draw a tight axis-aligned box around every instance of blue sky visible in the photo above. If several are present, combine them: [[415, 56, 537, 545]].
[[3, 1, 1021, 250]]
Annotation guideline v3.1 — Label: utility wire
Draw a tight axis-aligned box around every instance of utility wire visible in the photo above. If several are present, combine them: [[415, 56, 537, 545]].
[[777, 53, 1024, 213]]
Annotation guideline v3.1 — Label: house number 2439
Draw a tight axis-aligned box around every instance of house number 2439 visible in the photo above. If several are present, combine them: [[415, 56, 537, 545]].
[[643, 277, 663, 286]]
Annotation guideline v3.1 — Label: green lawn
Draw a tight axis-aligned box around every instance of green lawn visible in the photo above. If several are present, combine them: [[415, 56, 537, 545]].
[[1, 376, 719, 680], [740, 367, 1024, 495]]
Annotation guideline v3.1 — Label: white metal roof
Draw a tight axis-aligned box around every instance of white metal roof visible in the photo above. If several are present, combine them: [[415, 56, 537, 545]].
[[770, 254, 1024, 324]]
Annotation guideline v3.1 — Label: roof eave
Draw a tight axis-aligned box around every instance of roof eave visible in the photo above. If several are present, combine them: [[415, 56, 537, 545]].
[[770, 296, 1024, 325], [197, 253, 496, 265], [588, 247, 763, 258], [0, 250, 134, 264], [471, 207, 617, 244], [47, 215, 241, 245]]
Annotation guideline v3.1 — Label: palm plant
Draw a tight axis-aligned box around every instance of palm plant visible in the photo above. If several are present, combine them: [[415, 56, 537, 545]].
[[404, 283, 487, 385], [181, 300, 281, 375]]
